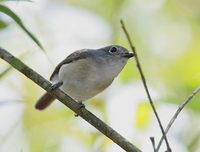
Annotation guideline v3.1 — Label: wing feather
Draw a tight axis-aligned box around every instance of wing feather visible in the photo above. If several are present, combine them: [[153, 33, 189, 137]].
[[50, 49, 91, 80]]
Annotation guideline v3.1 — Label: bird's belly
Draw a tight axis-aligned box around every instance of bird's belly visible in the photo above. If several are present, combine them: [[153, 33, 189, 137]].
[[60, 75, 112, 101], [58, 61, 113, 101]]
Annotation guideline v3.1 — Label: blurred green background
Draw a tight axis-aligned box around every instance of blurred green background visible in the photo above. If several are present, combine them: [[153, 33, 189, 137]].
[[0, 0, 200, 152]]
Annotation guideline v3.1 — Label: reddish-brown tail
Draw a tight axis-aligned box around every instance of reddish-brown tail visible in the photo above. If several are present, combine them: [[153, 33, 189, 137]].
[[35, 92, 55, 110]]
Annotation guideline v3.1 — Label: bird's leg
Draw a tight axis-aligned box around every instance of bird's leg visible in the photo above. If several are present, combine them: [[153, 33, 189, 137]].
[[48, 81, 63, 92], [74, 101, 85, 117]]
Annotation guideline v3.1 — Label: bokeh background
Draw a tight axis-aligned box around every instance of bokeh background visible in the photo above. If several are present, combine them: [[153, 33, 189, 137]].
[[0, 0, 200, 152]]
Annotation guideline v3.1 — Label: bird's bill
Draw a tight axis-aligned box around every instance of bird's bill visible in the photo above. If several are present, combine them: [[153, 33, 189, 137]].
[[122, 52, 134, 58]]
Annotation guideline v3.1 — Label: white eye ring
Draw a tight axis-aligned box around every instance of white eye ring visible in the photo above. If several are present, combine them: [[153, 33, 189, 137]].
[[109, 46, 117, 54]]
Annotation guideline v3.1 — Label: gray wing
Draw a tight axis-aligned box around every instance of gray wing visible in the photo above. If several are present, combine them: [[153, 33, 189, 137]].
[[50, 49, 91, 80]]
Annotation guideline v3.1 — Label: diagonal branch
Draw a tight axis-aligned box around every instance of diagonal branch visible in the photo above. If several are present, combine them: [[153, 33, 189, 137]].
[[120, 20, 171, 152], [0, 47, 142, 152], [156, 86, 200, 151]]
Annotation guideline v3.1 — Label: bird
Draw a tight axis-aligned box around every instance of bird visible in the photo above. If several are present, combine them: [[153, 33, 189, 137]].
[[35, 45, 134, 110]]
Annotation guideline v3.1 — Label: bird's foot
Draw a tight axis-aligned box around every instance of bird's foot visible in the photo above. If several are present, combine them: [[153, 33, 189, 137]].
[[48, 82, 63, 92], [74, 102, 85, 117]]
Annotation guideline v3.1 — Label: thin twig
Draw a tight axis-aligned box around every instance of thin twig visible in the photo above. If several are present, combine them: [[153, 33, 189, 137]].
[[156, 86, 200, 151], [150, 137, 156, 152], [0, 47, 142, 152], [120, 19, 171, 152]]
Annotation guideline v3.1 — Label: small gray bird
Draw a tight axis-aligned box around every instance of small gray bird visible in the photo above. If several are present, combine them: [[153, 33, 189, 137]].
[[35, 45, 134, 110]]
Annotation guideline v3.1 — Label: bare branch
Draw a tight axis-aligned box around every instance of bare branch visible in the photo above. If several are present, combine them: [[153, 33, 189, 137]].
[[120, 19, 171, 152], [0, 47, 142, 152], [150, 137, 156, 152], [156, 86, 200, 151]]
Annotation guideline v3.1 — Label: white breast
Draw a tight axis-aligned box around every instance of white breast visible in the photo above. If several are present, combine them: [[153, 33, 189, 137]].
[[57, 58, 127, 102]]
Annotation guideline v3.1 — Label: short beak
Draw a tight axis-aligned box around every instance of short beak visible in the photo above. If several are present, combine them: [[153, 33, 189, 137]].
[[122, 52, 134, 58]]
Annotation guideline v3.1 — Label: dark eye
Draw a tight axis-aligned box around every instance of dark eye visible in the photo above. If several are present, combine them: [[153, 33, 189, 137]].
[[109, 46, 117, 53]]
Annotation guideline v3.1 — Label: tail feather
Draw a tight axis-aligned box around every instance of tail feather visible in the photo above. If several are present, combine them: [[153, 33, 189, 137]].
[[35, 92, 55, 110]]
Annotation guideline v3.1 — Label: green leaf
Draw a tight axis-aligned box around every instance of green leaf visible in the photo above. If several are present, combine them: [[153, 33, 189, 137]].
[[0, 4, 44, 51], [0, 19, 8, 29], [0, 66, 12, 79], [136, 102, 151, 129]]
